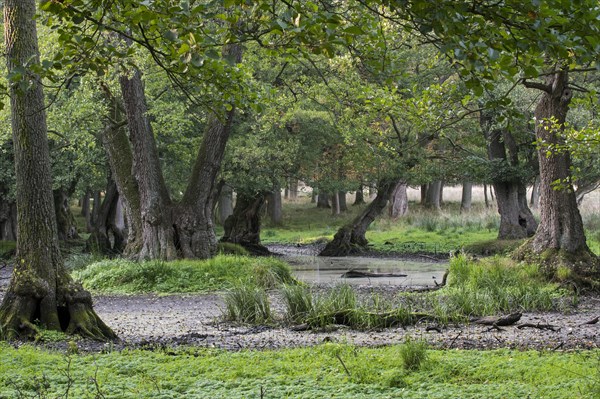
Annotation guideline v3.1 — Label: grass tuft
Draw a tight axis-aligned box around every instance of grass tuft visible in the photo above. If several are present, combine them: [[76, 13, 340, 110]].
[[224, 285, 272, 324], [399, 337, 429, 371]]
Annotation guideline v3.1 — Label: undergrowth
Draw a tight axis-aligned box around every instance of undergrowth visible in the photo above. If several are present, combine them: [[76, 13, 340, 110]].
[[73, 255, 295, 294]]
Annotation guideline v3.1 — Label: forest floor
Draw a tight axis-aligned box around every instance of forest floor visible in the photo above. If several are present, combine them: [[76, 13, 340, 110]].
[[1, 253, 598, 354]]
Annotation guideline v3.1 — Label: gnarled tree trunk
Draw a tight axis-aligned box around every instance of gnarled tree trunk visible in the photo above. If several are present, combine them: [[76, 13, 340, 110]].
[[518, 70, 598, 282], [481, 110, 537, 239], [221, 192, 270, 256], [0, 0, 114, 340], [319, 180, 398, 256]]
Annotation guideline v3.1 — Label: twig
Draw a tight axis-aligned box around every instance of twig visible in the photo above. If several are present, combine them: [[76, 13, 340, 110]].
[[335, 353, 351, 377], [448, 331, 462, 349]]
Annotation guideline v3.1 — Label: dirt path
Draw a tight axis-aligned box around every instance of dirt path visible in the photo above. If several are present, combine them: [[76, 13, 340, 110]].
[[1, 263, 598, 352]]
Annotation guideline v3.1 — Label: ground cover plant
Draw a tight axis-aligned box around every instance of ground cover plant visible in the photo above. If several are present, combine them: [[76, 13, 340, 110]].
[[0, 343, 596, 399], [73, 255, 295, 294]]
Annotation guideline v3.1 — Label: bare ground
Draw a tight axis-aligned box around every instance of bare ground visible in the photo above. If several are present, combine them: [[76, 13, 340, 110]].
[[0, 261, 598, 353]]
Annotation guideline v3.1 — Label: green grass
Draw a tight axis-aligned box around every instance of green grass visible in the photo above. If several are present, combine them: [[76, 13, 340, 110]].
[[0, 343, 596, 398], [73, 255, 295, 294]]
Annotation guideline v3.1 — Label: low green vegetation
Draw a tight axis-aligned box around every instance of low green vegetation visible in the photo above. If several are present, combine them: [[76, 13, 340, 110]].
[[73, 255, 295, 294], [0, 343, 596, 399]]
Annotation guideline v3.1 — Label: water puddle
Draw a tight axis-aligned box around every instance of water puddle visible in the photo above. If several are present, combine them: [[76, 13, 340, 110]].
[[269, 246, 448, 287]]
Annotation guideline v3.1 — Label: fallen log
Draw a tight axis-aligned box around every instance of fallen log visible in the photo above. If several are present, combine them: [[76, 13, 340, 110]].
[[579, 316, 599, 326], [472, 312, 522, 326], [341, 269, 407, 278]]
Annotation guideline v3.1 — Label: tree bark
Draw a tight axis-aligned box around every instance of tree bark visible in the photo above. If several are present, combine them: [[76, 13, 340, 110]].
[[331, 192, 341, 215], [0, 0, 114, 340], [518, 70, 598, 281], [460, 182, 472, 212], [0, 198, 17, 242], [389, 182, 408, 218], [289, 179, 299, 200], [319, 180, 399, 256], [530, 176, 540, 209], [221, 192, 270, 256], [481, 111, 537, 239]]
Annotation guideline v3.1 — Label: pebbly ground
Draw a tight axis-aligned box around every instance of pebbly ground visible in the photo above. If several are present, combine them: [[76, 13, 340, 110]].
[[0, 257, 598, 353]]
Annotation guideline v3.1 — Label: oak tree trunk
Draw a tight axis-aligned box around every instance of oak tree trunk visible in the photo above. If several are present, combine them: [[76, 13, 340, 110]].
[[267, 184, 283, 225], [481, 111, 537, 239], [389, 182, 408, 219], [317, 192, 331, 208], [338, 191, 348, 212], [518, 71, 598, 281], [221, 192, 270, 256], [353, 185, 365, 205], [320, 180, 398, 256], [53, 189, 79, 241], [460, 182, 472, 212], [424, 181, 442, 210], [0, 1, 114, 340], [86, 179, 126, 255]]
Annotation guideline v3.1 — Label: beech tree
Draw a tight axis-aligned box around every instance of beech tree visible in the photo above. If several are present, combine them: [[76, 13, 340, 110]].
[[0, 0, 114, 340]]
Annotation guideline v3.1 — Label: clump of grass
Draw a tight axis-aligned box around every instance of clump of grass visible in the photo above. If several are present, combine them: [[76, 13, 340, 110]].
[[73, 255, 296, 294], [437, 254, 565, 316], [399, 337, 429, 371], [281, 284, 314, 323], [223, 285, 272, 324]]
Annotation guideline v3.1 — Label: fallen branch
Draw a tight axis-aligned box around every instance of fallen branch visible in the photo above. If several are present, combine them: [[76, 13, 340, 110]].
[[517, 323, 559, 332], [341, 269, 407, 278], [579, 316, 599, 326]]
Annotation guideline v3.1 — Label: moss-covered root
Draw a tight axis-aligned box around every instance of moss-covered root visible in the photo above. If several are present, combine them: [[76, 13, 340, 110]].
[[0, 293, 40, 340], [64, 284, 116, 340], [0, 282, 116, 341], [514, 242, 600, 291]]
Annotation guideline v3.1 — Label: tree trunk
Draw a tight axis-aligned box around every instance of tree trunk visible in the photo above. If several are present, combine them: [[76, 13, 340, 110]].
[[481, 111, 537, 239], [0, 198, 17, 242], [317, 192, 330, 208], [331, 192, 341, 215], [53, 189, 79, 241], [120, 69, 177, 261], [216, 184, 234, 226], [267, 184, 283, 225], [310, 190, 316, 203], [319, 180, 398, 257], [518, 70, 598, 281], [338, 191, 348, 212], [353, 185, 365, 205], [460, 182, 472, 212], [90, 190, 101, 228], [420, 184, 428, 205], [424, 181, 442, 210], [99, 83, 143, 257], [0, 0, 114, 340], [530, 176, 540, 209], [389, 182, 408, 219], [289, 179, 299, 200], [221, 192, 270, 256], [81, 190, 94, 233], [86, 179, 125, 256]]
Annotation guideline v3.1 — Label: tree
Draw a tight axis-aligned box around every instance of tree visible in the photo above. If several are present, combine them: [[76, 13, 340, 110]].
[[0, 0, 114, 340]]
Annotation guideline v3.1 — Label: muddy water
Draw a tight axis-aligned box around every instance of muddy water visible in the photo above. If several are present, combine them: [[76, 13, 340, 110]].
[[269, 246, 448, 287]]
